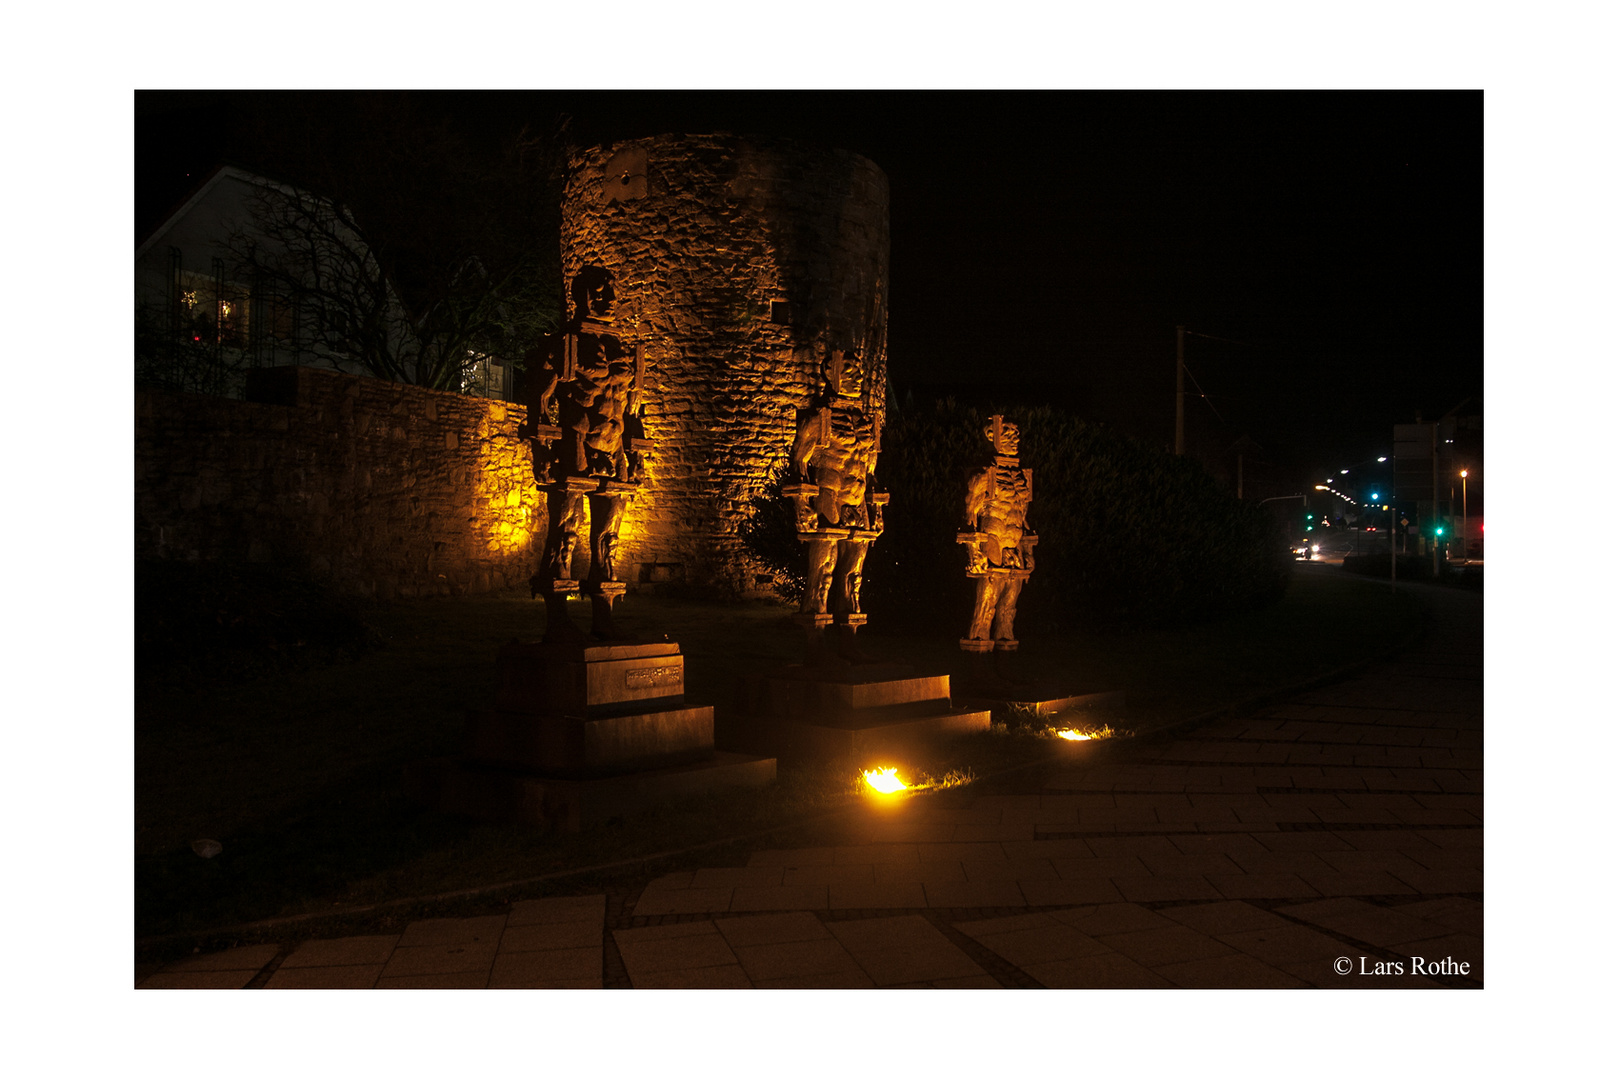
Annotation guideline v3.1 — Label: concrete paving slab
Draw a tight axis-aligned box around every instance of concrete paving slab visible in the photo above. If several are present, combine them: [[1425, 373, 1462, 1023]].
[[281, 935, 400, 968], [961, 857, 1058, 882], [827, 915, 988, 986], [152, 944, 281, 974], [507, 894, 605, 927], [1024, 951, 1172, 988], [1153, 953, 1309, 988], [746, 846, 839, 867], [1049, 902, 1178, 937], [1113, 875, 1225, 903], [1217, 923, 1356, 965], [631, 886, 734, 916], [628, 964, 754, 989], [729, 884, 830, 912], [691, 865, 787, 888], [714, 912, 830, 948], [488, 947, 601, 988], [139, 969, 267, 989], [872, 860, 967, 885], [1396, 897, 1483, 936], [1018, 878, 1127, 906], [924, 880, 1028, 907], [955, 917, 1112, 968], [1207, 873, 1322, 900], [614, 922, 738, 981], [782, 863, 877, 886], [381, 940, 498, 980], [499, 918, 601, 952], [376, 971, 489, 989], [1159, 900, 1291, 936], [1276, 897, 1452, 949], [265, 964, 384, 989], [398, 914, 507, 949], [731, 938, 869, 983], [829, 881, 929, 909]]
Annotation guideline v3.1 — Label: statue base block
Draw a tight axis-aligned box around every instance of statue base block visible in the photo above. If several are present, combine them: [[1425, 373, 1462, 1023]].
[[725, 663, 991, 762], [409, 637, 776, 831], [956, 688, 1127, 722]]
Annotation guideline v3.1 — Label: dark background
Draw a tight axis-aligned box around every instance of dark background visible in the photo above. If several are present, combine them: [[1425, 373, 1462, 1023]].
[[136, 90, 1482, 496]]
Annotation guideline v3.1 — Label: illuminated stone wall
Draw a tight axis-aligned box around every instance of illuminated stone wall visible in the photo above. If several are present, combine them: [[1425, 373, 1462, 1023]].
[[560, 134, 890, 591], [135, 366, 541, 599]]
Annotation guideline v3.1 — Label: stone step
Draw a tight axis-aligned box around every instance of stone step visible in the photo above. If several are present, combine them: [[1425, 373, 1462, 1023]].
[[735, 707, 993, 762], [462, 705, 715, 776]]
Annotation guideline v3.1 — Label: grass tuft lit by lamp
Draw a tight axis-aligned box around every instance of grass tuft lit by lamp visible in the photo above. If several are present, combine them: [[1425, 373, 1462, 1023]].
[[861, 767, 908, 794]]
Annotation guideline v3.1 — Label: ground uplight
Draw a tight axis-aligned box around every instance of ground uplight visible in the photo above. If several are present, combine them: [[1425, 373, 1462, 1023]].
[[862, 767, 908, 794], [1055, 729, 1092, 741]]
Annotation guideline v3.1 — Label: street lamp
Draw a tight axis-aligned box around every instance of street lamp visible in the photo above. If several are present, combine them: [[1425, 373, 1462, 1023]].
[[1459, 470, 1468, 565]]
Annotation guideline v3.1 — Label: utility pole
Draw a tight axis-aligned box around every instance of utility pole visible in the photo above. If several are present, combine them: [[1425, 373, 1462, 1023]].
[[1430, 423, 1440, 579], [1460, 470, 1469, 565], [1174, 325, 1185, 456]]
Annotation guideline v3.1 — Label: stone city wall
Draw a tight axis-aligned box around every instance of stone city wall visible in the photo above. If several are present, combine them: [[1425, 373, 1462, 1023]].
[[560, 134, 890, 591], [135, 366, 542, 599]]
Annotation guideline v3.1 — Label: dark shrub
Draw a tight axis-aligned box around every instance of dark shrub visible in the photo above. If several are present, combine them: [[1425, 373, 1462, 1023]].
[[743, 400, 1291, 631]]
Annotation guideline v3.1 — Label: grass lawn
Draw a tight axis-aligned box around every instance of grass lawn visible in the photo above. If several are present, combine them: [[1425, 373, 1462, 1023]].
[[135, 561, 1421, 950]]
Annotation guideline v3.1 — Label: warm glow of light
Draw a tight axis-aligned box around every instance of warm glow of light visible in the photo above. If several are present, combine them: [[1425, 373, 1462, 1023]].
[[1460, 470, 1468, 478], [862, 767, 908, 793], [1056, 729, 1092, 741], [473, 408, 539, 556]]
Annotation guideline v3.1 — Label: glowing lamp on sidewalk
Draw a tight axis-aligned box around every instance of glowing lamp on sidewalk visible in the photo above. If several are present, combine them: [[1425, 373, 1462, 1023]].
[[862, 767, 908, 794]]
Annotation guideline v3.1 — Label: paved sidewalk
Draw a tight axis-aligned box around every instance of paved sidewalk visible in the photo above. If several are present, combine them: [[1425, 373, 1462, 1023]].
[[138, 580, 1482, 989]]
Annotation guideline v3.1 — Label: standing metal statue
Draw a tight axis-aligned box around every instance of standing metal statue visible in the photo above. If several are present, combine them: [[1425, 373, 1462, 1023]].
[[958, 415, 1036, 653], [521, 266, 652, 641], [784, 349, 889, 658]]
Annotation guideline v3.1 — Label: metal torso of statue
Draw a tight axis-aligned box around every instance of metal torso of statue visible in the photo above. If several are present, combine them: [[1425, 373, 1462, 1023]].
[[959, 415, 1037, 653], [522, 266, 651, 641], [784, 350, 888, 657]]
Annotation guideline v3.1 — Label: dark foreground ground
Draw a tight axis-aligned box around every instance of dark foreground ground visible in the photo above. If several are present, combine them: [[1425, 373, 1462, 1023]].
[[136, 565, 1480, 987]]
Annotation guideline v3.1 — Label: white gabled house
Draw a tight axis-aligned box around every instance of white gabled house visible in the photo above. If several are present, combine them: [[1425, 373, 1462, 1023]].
[[136, 165, 512, 399]]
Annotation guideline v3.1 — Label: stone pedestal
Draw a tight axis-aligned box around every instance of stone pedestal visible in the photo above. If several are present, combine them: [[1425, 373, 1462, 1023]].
[[411, 640, 775, 831], [726, 661, 991, 762], [954, 683, 1127, 723]]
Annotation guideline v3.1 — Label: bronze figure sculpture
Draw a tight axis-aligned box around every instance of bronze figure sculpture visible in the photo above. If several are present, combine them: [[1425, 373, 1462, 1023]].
[[958, 415, 1036, 653], [521, 266, 652, 640], [784, 350, 888, 657]]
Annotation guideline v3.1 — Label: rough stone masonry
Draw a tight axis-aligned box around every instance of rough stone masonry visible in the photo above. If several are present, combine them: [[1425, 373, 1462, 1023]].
[[559, 133, 891, 593]]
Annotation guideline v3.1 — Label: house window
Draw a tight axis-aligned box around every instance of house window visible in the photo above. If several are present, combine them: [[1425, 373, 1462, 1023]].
[[176, 269, 251, 349]]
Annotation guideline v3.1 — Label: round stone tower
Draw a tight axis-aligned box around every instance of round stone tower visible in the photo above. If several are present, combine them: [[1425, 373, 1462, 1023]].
[[559, 133, 890, 592]]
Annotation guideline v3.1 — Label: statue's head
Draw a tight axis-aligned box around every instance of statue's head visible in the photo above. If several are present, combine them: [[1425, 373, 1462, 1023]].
[[571, 266, 615, 320], [1000, 422, 1021, 457], [827, 350, 864, 400], [984, 416, 1020, 457]]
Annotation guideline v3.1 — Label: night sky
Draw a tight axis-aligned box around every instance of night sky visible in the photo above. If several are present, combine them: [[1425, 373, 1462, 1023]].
[[137, 90, 1482, 494]]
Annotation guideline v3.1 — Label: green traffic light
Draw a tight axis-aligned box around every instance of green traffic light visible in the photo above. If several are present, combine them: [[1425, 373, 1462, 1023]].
[[1434, 525, 1445, 536]]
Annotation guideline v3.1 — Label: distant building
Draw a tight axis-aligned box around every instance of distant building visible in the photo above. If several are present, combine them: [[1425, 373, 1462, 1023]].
[[135, 165, 511, 400]]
